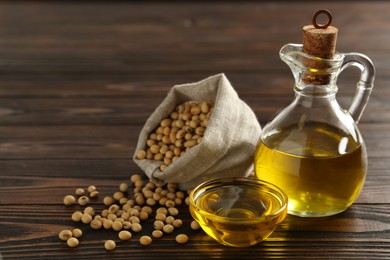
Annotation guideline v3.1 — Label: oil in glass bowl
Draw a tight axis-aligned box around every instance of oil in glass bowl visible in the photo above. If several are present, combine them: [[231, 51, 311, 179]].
[[189, 177, 287, 247]]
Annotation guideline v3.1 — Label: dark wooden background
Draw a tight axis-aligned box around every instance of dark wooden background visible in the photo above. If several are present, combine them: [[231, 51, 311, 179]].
[[0, 1, 389, 259]]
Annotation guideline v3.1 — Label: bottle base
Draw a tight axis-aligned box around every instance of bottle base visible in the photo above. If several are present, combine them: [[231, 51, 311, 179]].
[[287, 208, 347, 217]]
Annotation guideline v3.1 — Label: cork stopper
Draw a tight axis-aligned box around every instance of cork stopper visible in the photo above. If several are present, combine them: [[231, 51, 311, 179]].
[[303, 10, 338, 59], [302, 10, 338, 84]]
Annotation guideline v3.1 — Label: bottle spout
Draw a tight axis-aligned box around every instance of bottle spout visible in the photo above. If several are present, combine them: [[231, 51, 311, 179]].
[[280, 44, 344, 89]]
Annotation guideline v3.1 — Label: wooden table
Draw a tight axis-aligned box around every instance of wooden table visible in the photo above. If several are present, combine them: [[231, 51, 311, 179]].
[[1, 1, 389, 259]]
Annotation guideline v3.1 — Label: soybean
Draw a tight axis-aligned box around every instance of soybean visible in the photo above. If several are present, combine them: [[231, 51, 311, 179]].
[[63, 195, 76, 206], [59, 230, 73, 241], [190, 220, 201, 230], [87, 185, 97, 193], [130, 174, 142, 183], [90, 219, 102, 230], [118, 230, 132, 241], [165, 216, 175, 224], [104, 240, 116, 251], [78, 196, 89, 206], [141, 206, 152, 215], [81, 213, 93, 224], [162, 224, 174, 234], [173, 219, 183, 228], [123, 221, 132, 230], [139, 211, 149, 221], [112, 221, 123, 231], [176, 234, 189, 244], [103, 196, 114, 206], [71, 211, 83, 222], [67, 237, 79, 248], [75, 188, 85, 196], [168, 207, 179, 216], [155, 213, 166, 222], [152, 230, 163, 239], [153, 220, 164, 230], [131, 223, 142, 232], [140, 236, 152, 246], [89, 190, 99, 198], [72, 228, 83, 238], [84, 206, 95, 216], [103, 219, 113, 229]]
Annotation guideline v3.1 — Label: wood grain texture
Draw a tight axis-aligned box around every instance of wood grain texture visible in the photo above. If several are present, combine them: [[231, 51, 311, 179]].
[[0, 1, 389, 259], [1, 204, 390, 259]]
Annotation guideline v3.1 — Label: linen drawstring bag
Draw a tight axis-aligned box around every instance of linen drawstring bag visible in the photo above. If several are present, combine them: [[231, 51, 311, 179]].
[[133, 73, 261, 190]]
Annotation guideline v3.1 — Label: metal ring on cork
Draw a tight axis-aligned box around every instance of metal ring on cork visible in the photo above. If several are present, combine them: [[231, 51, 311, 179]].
[[312, 9, 332, 29]]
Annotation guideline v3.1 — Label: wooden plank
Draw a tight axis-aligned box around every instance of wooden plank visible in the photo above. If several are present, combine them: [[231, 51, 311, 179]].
[[0, 2, 388, 76], [0, 204, 389, 259], [0, 157, 387, 179], [0, 124, 388, 159], [0, 52, 387, 74], [0, 94, 386, 126], [0, 2, 388, 52], [1, 70, 388, 97], [0, 158, 388, 204], [0, 159, 134, 178], [0, 125, 137, 159]]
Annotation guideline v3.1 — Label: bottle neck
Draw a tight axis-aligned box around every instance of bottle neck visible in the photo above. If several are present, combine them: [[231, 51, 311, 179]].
[[294, 82, 338, 97], [293, 83, 339, 110]]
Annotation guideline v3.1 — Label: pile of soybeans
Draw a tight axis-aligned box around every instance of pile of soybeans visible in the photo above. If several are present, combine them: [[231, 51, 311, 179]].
[[136, 101, 213, 171], [59, 101, 211, 250], [59, 175, 200, 250]]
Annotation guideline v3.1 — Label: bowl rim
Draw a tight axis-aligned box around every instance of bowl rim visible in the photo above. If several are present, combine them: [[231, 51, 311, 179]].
[[189, 176, 288, 224]]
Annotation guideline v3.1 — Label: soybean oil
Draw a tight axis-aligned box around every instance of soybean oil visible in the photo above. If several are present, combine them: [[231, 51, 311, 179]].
[[190, 182, 286, 247], [254, 122, 367, 217]]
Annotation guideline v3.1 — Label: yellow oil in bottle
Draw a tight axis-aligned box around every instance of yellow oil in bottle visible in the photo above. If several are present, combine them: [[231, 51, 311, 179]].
[[190, 183, 287, 247], [254, 122, 367, 217]]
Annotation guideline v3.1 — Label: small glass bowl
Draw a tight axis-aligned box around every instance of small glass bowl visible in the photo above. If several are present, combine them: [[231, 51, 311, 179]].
[[189, 177, 288, 247]]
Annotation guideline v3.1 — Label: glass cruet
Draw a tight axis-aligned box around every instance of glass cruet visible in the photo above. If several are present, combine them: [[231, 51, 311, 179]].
[[254, 43, 375, 217]]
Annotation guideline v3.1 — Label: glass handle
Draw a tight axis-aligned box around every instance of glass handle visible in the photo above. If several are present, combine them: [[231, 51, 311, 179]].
[[341, 53, 375, 124]]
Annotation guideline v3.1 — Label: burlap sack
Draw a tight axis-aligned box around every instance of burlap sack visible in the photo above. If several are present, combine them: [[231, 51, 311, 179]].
[[133, 73, 261, 190]]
